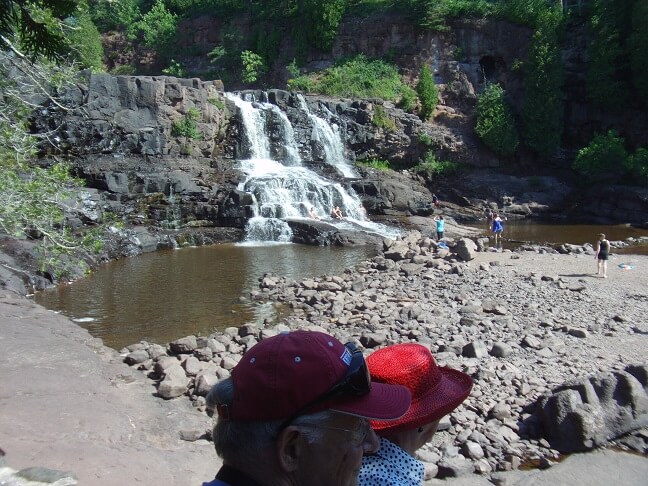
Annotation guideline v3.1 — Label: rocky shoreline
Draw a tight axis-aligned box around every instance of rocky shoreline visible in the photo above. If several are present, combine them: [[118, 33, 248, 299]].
[[117, 232, 648, 481]]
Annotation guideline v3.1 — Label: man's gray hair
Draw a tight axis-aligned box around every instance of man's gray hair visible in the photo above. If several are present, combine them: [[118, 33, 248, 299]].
[[208, 377, 335, 464]]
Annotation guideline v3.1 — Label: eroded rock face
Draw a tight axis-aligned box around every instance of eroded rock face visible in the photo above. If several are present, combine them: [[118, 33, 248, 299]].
[[534, 367, 648, 452]]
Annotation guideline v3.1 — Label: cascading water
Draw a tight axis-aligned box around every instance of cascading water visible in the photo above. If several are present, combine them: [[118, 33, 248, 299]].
[[227, 92, 400, 243]]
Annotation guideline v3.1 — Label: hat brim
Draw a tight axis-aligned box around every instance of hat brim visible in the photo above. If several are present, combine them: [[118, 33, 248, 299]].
[[370, 367, 473, 431], [328, 382, 411, 421]]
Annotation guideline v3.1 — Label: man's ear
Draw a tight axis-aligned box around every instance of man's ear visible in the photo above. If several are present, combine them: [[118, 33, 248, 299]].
[[276, 426, 304, 472]]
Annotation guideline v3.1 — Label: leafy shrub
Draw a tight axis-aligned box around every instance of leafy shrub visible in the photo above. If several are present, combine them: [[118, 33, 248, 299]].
[[475, 83, 519, 156], [288, 55, 405, 101], [208, 97, 225, 109], [89, 0, 141, 35], [372, 106, 396, 131], [241, 50, 266, 83], [398, 85, 418, 113], [66, 11, 104, 71], [171, 108, 202, 139], [416, 65, 438, 120], [136, 0, 177, 52], [624, 147, 648, 185], [357, 158, 391, 171], [573, 131, 628, 179], [414, 152, 459, 178], [521, 11, 564, 155], [162, 59, 185, 77]]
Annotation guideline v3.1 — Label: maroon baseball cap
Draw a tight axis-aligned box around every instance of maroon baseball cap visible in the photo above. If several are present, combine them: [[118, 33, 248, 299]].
[[222, 330, 411, 422]]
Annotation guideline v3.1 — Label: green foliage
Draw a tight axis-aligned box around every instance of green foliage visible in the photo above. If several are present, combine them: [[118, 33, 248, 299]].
[[625, 147, 648, 185], [65, 11, 104, 71], [573, 130, 628, 179], [586, 0, 628, 110], [136, 0, 177, 51], [398, 85, 418, 113], [418, 132, 434, 146], [89, 0, 141, 35], [171, 107, 202, 139], [403, 0, 491, 31], [208, 96, 224, 109], [298, 0, 346, 51], [416, 65, 438, 120], [288, 55, 407, 101], [413, 152, 459, 178], [629, 0, 648, 107], [286, 59, 301, 78], [0, 55, 105, 277], [162, 59, 185, 77], [0, 0, 80, 59], [493, 0, 552, 28], [521, 9, 564, 155], [475, 83, 519, 156], [372, 106, 396, 131], [357, 158, 391, 171], [240, 50, 266, 84]]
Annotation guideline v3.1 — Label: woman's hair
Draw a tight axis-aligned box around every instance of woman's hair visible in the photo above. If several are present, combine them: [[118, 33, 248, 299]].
[[599, 233, 606, 239], [208, 377, 334, 464]]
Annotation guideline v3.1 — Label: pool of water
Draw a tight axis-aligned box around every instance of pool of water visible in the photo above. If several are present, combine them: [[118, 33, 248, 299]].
[[467, 220, 648, 255], [33, 243, 375, 350]]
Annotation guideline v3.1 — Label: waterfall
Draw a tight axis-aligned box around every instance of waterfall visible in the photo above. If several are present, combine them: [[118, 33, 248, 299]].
[[229, 93, 401, 243], [295, 95, 357, 178]]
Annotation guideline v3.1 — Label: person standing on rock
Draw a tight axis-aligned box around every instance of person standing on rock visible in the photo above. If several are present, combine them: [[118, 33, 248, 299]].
[[433, 215, 445, 241], [595, 233, 610, 278], [432, 193, 439, 209], [202, 330, 411, 486], [358, 343, 473, 486]]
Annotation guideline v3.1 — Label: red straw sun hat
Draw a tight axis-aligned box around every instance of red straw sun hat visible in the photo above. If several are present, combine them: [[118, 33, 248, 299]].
[[367, 343, 473, 431]]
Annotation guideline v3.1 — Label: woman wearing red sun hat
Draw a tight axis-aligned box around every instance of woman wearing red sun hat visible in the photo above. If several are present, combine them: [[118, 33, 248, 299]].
[[358, 343, 473, 485]]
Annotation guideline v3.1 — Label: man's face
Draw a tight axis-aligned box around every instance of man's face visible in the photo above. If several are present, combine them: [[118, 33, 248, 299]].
[[293, 412, 379, 486]]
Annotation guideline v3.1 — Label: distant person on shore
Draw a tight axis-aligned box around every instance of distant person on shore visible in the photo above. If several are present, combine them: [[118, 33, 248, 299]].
[[308, 206, 320, 220], [433, 215, 445, 241], [203, 330, 411, 486], [491, 213, 504, 245], [486, 208, 494, 227], [432, 193, 439, 209], [332, 205, 344, 220], [358, 343, 473, 486], [595, 233, 609, 278]]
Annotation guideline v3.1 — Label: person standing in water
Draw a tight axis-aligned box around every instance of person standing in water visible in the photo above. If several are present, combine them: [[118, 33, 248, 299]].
[[491, 213, 504, 245], [595, 233, 609, 278]]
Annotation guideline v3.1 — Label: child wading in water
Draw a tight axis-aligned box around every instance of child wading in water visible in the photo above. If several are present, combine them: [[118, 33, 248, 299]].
[[595, 233, 609, 278]]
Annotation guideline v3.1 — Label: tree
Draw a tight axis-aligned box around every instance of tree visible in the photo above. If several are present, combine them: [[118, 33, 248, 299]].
[[572, 130, 628, 180], [475, 83, 519, 156], [0, 0, 81, 59], [0, 52, 106, 277], [240, 50, 265, 83], [416, 65, 438, 120], [136, 0, 177, 52], [521, 10, 564, 156], [299, 0, 346, 51]]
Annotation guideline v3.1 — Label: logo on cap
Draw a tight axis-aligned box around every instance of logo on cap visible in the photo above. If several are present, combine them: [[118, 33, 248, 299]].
[[340, 347, 352, 366]]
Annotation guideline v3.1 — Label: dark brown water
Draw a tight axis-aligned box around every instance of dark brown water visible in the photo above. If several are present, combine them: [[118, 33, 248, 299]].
[[33, 243, 375, 350], [468, 220, 648, 255]]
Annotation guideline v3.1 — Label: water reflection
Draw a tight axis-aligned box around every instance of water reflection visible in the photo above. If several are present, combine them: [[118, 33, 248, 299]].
[[33, 243, 375, 350]]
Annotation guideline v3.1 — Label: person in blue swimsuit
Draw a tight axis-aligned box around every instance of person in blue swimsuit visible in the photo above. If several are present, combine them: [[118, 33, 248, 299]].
[[595, 233, 609, 278], [491, 213, 504, 245]]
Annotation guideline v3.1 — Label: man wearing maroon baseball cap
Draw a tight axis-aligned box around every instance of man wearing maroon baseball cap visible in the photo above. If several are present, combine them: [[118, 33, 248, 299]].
[[202, 330, 411, 486]]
